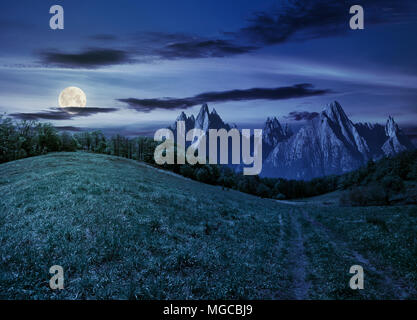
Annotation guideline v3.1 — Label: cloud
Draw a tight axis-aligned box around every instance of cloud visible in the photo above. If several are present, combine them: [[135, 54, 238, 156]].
[[10, 107, 118, 120], [237, 0, 417, 45], [130, 32, 257, 59], [118, 83, 331, 112], [286, 111, 319, 121], [39, 49, 132, 68], [27, 1, 417, 68], [156, 39, 256, 59], [37, 33, 256, 68]]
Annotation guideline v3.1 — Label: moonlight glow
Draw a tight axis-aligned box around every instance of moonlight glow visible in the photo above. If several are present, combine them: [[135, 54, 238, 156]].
[[59, 86, 87, 108]]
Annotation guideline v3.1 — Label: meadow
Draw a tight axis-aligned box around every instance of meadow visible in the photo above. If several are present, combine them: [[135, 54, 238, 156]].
[[0, 152, 415, 299]]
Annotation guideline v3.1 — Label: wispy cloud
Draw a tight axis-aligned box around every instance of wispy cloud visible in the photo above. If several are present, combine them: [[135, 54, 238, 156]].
[[36, 34, 256, 68], [4, 0, 414, 70], [39, 49, 132, 69], [155, 39, 256, 59], [237, 0, 417, 45], [10, 107, 118, 120], [33, 1, 417, 69], [286, 110, 319, 121], [118, 83, 331, 112]]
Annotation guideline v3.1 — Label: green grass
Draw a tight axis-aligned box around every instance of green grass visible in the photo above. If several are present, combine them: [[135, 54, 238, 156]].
[[0, 152, 416, 299]]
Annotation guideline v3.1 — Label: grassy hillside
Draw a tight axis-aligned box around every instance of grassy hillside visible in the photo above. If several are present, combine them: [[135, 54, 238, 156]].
[[0, 152, 416, 299]]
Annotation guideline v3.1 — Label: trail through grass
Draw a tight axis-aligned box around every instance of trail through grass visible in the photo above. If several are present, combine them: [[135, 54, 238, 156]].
[[0, 152, 416, 299]]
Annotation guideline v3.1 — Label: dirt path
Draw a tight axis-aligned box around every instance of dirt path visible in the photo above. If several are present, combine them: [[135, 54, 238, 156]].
[[287, 211, 311, 299], [301, 209, 414, 299]]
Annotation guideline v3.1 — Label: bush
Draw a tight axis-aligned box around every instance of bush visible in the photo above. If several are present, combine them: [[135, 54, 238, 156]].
[[407, 164, 417, 180], [340, 185, 387, 206], [195, 166, 217, 184], [256, 183, 270, 198], [179, 164, 195, 179], [275, 193, 286, 200], [382, 175, 405, 193]]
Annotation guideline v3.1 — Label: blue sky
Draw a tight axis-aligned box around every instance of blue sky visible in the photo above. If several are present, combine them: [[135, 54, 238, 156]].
[[1, 0, 416, 140]]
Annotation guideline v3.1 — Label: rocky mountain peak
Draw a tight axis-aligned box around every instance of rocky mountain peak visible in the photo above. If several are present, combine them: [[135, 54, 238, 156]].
[[284, 123, 293, 137], [173, 103, 230, 133], [385, 116, 400, 138], [381, 115, 414, 156], [198, 103, 209, 117], [170, 101, 413, 180], [323, 101, 349, 123], [263, 117, 284, 140], [264, 101, 374, 179], [265, 117, 282, 129], [323, 101, 370, 158], [195, 103, 210, 131], [170, 110, 195, 133], [262, 117, 289, 159], [176, 111, 187, 121]]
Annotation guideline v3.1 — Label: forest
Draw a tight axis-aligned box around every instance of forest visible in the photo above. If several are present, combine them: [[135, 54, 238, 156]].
[[1, 115, 416, 204]]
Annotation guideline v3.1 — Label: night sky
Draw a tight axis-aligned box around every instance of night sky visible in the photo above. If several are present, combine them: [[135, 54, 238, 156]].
[[1, 0, 416, 142]]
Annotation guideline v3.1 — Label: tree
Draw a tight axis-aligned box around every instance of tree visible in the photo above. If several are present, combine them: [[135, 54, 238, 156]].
[[256, 183, 270, 198], [36, 123, 61, 154], [60, 131, 77, 151]]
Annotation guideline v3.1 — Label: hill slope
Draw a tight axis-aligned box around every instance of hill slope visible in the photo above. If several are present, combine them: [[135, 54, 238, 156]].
[[0, 152, 416, 299]]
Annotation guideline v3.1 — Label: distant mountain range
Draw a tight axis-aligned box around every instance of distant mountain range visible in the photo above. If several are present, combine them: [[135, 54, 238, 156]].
[[171, 101, 415, 180], [170, 103, 233, 134]]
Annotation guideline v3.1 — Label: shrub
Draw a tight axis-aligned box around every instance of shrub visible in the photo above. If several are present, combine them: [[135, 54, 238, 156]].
[[256, 183, 270, 198], [275, 193, 286, 200], [340, 185, 387, 206], [179, 164, 195, 179], [382, 175, 405, 193]]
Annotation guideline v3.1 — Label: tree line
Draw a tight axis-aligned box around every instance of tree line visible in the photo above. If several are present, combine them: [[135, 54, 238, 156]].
[[0, 116, 157, 164], [1, 116, 416, 201]]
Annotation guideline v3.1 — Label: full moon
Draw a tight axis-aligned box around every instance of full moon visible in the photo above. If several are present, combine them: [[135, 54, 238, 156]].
[[59, 86, 87, 108]]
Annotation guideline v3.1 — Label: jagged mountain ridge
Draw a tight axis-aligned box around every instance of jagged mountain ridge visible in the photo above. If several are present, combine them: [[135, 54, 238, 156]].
[[170, 103, 231, 134], [170, 101, 414, 180], [169, 103, 235, 164], [382, 116, 415, 156], [263, 101, 414, 179], [263, 102, 369, 179]]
